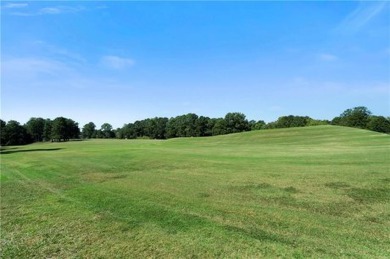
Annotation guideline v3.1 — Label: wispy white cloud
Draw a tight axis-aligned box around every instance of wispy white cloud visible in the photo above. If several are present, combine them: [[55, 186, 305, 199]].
[[32, 41, 87, 64], [39, 7, 63, 15], [3, 55, 135, 90], [3, 3, 28, 8], [2, 57, 74, 80], [100, 55, 135, 70], [337, 1, 388, 33], [9, 5, 84, 16], [318, 53, 338, 62]]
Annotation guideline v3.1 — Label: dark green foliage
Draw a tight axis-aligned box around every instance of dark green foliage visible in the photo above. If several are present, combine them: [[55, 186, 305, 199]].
[[66, 119, 80, 139], [332, 106, 371, 129], [163, 114, 215, 138], [148, 117, 168, 139], [117, 118, 169, 139], [1, 120, 32, 145], [249, 120, 266, 130], [82, 122, 96, 139], [134, 120, 147, 138], [367, 116, 390, 134], [224, 112, 250, 134], [119, 123, 136, 139], [174, 113, 199, 137], [331, 116, 342, 126], [95, 129, 104, 138], [51, 117, 80, 141], [100, 123, 115, 138], [196, 116, 212, 137], [42, 119, 52, 141], [273, 115, 311, 128], [0, 119, 6, 145], [25, 117, 45, 142], [332, 106, 388, 134], [212, 118, 227, 136], [205, 118, 217, 136], [117, 112, 250, 139], [165, 117, 178, 138], [51, 117, 67, 141]]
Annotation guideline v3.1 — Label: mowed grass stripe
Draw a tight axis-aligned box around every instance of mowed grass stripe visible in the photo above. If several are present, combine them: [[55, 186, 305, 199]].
[[1, 125, 389, 257]]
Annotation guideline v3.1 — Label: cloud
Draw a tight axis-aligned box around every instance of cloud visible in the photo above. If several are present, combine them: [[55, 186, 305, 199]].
[[2, 57, 74, 80], [9, 5, 84, 16], [318, 53, 338, 62], [3, 3, 28, 8], [32, 41, 87, 64], [2, 56, 134, 91], [100, 56, 135, 70], [39, 7, 63, 14], [337, 1, 388, 33]]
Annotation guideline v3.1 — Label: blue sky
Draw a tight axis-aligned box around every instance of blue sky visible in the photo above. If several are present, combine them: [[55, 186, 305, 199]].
[[2, 1, 389, 128]]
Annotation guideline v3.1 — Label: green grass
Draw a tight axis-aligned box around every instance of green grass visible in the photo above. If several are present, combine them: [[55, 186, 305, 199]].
[[1, 125, 389, 258]]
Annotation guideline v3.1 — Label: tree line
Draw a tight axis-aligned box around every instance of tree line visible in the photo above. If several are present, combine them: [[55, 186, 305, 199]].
[[0, 117, 79, 146], [1, 106, 389, 146]]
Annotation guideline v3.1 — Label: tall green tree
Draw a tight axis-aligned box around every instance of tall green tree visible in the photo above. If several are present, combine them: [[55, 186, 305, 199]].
[[66, 119, 80, 139], [273, 115, 310, 128], [43, 119, 52, 141], [224, 112, 250, 134], [51, 117, 79, 141], [101, 123, 114, 138], [333, 106, 371, 129], [183, 113, 199, 137], [25, 117, 45, 142], [212, 118, 227, 136], [120, 123, 136, 139], [1, 120, 32, 145], [82, 122, 96, 139], [196, 116, 212, 136], [1, 119, 7, 146], [249, 120, 266, 130], [367, 116, 390, 134], [148, 117, 168, 139], [166, 117, 178, 138], [51, 117, 68, 141], [133, 120, 146, 138], [165, 114, 199, 138]]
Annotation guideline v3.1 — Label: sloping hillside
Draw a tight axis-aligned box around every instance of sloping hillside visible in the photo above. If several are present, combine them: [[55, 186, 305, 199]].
[[169, 125, 388, 145], [1, 125, 389, 258]]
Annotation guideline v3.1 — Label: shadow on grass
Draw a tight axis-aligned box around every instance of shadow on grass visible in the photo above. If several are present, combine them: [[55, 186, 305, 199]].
[[0, 148, 63, 155]]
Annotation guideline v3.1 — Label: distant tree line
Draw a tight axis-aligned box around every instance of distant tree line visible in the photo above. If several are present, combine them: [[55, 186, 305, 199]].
[[1, 107, 389, 146], [0, 117, 79, 146], [116, 112, 256, 139], [331, 106, 390, 133]]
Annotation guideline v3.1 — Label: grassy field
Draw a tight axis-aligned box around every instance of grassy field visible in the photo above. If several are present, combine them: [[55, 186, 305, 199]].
[[1, 125, 389, 258]]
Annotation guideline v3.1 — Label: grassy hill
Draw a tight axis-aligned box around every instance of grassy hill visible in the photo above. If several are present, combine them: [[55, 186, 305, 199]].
[[1, 125, 389, 257]]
